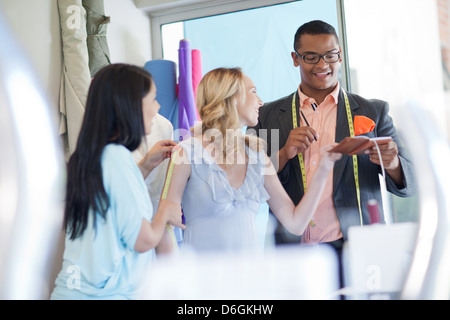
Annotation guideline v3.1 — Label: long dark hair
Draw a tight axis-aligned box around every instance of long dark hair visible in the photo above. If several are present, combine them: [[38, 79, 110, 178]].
[[64, 63, 153, 240]]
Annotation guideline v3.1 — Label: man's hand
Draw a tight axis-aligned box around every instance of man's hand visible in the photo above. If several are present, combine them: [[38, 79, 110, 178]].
[[367, 140, 403, 185], [276, 126, 317, 172]]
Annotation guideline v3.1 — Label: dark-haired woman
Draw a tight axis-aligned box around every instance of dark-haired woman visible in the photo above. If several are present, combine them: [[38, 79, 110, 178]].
[[51, 64, 184, 300]]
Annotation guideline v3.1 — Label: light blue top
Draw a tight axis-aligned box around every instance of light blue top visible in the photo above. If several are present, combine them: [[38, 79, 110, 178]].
[[179, 137, 270, 252], [51, 144, 154, 300]]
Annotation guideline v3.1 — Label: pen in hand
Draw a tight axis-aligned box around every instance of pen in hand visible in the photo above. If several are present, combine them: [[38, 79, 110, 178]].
[[300, 110, 318, 142]]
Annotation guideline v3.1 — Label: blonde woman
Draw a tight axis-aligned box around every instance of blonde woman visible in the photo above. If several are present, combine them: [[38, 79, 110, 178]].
[[163, 67, 341, 252]]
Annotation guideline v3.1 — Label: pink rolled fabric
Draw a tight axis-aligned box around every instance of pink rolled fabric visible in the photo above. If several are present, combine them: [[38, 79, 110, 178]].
[[191, 49, 202, 121], [178, 39, 197, 137]]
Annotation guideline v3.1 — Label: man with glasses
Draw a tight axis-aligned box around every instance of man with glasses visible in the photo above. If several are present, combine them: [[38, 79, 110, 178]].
[[248, 20, 414, 265]]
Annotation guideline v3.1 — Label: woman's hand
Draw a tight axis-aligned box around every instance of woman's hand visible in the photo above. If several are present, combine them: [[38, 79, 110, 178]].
[[158, 199, 185, 230], [318, 143, 342, 172], [138, 139, 177, 178], [134, 199, 185, 253]]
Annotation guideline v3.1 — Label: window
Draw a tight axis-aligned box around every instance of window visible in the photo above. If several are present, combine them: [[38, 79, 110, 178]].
[[156, 0, 348, 103]]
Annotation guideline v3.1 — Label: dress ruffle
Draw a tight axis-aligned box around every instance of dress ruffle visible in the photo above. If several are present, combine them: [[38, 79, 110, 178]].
[[178, 138, 270, 206]]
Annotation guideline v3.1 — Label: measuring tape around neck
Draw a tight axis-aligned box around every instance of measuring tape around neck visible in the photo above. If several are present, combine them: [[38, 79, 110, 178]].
[[342, 89, 363, 226], [291, 89, 363, 227], [291, 93, 313, 227], [291, 92, 307, 194]]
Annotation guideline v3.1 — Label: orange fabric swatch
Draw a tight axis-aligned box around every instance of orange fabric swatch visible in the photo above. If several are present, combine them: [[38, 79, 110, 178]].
[[354, 115, 375, 136]]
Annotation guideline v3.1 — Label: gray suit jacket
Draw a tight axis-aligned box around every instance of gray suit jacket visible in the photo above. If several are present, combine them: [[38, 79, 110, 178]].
[[248, 89, 415, 243]]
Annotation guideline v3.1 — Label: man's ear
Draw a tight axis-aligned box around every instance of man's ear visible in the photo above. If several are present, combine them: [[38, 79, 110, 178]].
[[291, 52, 300, 67]]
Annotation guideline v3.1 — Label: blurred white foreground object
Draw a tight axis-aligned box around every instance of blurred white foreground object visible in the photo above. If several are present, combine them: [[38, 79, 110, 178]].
[[0, 11, 64, 299], [141, 246, 339, 300], [395, 100, 450, 300], [343, 222, 418, 299]]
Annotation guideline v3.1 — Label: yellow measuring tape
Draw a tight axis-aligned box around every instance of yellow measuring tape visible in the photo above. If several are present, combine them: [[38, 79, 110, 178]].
[[291, 93, 313, 227], [342, 90, 363, 226], [291, 92, 308, 193], [160, 145, 181, 251], [291, 90, 363, 227]]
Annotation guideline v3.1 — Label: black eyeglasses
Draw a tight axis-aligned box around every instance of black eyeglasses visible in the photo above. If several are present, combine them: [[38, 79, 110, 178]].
[[295, 51, 340, 64]]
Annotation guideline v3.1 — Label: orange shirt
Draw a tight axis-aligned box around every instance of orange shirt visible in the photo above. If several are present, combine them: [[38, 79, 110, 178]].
[[298, 84, 342, 244]]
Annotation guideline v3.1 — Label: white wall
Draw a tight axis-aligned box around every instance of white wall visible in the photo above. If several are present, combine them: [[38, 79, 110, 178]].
[[0, 0, 152, 117], [105, 0, 152, 66], [0, 0, 62, 117]]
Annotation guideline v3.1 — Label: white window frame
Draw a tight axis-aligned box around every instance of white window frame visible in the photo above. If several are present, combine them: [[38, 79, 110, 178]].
[[137, 0, 350, 90]]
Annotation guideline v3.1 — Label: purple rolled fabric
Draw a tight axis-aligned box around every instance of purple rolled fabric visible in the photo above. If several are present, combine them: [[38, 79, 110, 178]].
[[178, 39, 197, 139]]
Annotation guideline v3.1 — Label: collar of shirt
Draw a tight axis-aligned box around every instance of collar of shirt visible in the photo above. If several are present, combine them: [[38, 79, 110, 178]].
[[297, 83, 340, 111]]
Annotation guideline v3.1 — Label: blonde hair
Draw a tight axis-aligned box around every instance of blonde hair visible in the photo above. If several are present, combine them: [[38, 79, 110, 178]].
[[194, 67, 265, 164]]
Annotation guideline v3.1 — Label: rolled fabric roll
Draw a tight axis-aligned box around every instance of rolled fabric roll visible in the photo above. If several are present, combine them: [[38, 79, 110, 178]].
[[144, 59, 179, 130], [178, 40, 197, 137], [191, 49, 202, 120]]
